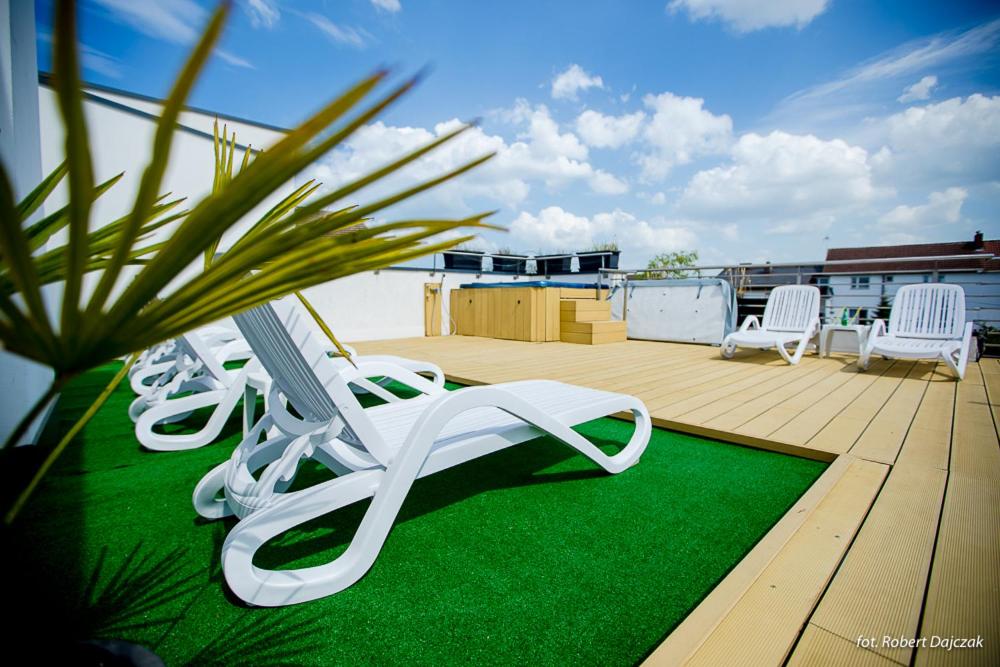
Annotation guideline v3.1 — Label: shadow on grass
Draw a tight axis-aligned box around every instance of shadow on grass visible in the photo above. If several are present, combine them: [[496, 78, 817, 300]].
[[210, 427, 631, 577], [183, 608, 326, 666]]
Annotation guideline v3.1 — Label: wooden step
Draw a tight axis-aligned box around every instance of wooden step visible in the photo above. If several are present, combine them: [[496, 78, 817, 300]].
[[560, 287, 603, 299], [560, 299, 611, 322], [560, 320, 626, 335], [560, 320, 627, 345]]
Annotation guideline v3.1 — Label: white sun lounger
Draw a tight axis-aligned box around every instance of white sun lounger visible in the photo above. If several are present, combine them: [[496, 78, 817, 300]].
[[129, 325, 247, 395], [131, 312, 447, 452], [192, 298, 651, 606], [860, 283, 973, 380], [721, 285, 821, 365]]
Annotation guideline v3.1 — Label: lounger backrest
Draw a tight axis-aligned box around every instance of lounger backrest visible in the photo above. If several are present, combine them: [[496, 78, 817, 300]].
[[232, 298, 392, 464], [177, 332, 230, 383], [888, 283, 966, 340], [762, 285, 820, 333]]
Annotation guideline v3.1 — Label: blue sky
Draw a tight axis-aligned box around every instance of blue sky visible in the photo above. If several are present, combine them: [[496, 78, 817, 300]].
[[35, 0, 1000, 267]]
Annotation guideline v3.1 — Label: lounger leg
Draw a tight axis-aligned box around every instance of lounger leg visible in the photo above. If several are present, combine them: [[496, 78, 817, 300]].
[[136, 381, 245, 451], [786, 336, 810, 365], [220, 470, 386, 606], [720, 336, 737, 359]]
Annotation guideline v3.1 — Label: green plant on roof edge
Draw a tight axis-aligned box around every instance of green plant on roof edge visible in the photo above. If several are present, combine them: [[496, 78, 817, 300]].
[[0, 0, 497, 523]]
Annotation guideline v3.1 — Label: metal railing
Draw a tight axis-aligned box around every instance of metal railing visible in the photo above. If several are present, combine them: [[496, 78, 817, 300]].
[[598, 253, 1000, 355]]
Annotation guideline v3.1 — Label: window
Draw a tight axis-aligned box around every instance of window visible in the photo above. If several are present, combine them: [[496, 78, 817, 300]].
[[850, 276, 870, 290], [884, 275, 893, 282]]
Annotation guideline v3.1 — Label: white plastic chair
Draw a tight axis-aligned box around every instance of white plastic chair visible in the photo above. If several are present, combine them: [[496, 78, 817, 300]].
[[721, 285, 821, 365], [860, 283, 973, 380], [192, 298, 651, 606]]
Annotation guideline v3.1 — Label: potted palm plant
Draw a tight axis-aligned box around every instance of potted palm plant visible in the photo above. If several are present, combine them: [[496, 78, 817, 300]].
[[1, 0, 496, 521]]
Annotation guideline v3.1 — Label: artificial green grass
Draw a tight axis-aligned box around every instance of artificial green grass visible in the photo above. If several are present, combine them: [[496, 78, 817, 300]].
[[5, 363, 826, 665]]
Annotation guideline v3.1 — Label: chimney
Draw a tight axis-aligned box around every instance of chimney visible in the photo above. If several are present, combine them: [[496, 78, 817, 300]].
[[974, 230, 984, 250]]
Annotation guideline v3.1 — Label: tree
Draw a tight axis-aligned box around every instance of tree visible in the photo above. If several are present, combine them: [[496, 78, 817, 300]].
[[643, 250, 699, 279]]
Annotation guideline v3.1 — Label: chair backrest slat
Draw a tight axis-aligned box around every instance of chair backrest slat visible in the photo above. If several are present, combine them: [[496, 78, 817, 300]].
[[762, 285, 820, 333], [888, 284, 965, 339], [232, 298, 392, 464]]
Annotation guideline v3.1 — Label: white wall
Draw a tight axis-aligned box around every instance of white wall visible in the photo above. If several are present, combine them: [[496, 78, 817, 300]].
[[37, 84, 301, 306], [0, 0, 56, 446], [301, 270, 602, 341]]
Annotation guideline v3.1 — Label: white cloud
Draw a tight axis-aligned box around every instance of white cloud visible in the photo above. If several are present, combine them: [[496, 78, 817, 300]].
[[93, 0, 254, 66], [509, 206, 696, 261], [216, 50, 254, 69], [678, 131, 881, 234], [311, 107, 627, 217], [878, 188, 967, 228], [898, 75, 938, 104], [667, 0, 830, 32], [589, 170, 629, 194], [93, 0, 201, 42], [551, 64, 604, 101], [512, 101, 589, 161], [575, 110, 646, 149], [39, 32, 122, 78], [371, 0, 402, 13], [243, 0, 280, 28], [305, 13, 367, 48], [875, 94, 1000, 185], [772, 18, 1000, 125], [637, 92, 733, 179]]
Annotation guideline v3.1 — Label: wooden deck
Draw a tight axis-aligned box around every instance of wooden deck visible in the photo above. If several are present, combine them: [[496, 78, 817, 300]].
[[353, 335, 1000, 666]]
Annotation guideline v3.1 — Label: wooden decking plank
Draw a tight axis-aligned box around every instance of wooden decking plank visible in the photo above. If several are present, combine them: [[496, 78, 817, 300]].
[[735, 364, 862, 439], [893, 378, 956, 471], [644, 456, 854, 666], [644, 358, 790, 418], [673, 363, 829, 426], [806, 361, 916, 455], [847, 362, 940, 465], [789, 625, 900, 667], [684, 458, 888, 666], [697, 364, 837, 431], [799, 464, 947, 664], [914, 366, 1000, 667], [769, 359, 896, 445]]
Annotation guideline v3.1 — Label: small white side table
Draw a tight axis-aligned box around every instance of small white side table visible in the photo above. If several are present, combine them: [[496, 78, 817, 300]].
[[820, 324, 870, 357]]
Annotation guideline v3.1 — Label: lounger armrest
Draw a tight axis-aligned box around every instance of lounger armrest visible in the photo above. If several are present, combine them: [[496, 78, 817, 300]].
[[340, 361, 446, 396], [401, 384, 648, 474], [958, 321, 974, 367], [863, 319, 887, 357], [807, 316, 821, 337], [739, 316, 760, 332]]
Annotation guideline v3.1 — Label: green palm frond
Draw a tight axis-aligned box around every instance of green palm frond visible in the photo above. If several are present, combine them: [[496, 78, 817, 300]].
[[0, 0, 496, 451]]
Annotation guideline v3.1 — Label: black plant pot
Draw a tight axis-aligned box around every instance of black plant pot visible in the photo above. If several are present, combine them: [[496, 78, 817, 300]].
[[48, 640, 166, 667]]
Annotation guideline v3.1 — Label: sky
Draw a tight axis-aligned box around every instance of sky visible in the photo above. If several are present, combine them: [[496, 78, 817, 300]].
[[34, 0, 1000, 268]]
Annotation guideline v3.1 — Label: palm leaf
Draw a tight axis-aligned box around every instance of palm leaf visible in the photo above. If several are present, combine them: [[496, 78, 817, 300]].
[[16, 161, 67, 220], [0, 0, 498, 454]]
